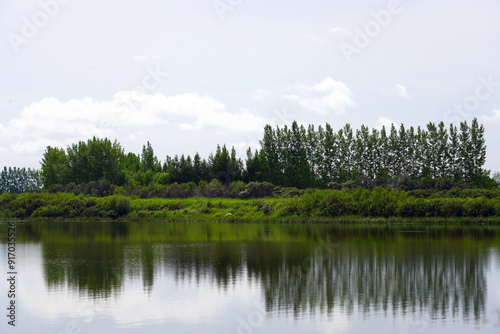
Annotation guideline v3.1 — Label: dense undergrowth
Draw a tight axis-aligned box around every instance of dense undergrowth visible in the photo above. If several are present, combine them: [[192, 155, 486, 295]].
[[1, 182, 500, 222]]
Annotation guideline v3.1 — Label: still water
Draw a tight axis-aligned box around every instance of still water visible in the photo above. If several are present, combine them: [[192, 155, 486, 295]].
[[1, 221, 500, 334]]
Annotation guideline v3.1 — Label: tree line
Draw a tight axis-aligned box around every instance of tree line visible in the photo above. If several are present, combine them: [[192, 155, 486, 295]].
[[0, 167, 41, 194], [22, 118, 496, 192], [247, 118, 488, 188]]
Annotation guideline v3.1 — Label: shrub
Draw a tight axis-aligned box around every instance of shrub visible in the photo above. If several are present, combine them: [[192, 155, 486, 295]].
[[229, 181, 246, 198], [274, 187, 303, 198], [397, 198, 427, 217], [362, 186, 405, 217], [463, 198, 495, 217], [260, 203, 274, 215], [395, 174, 417, 191], [327, 182, 342, 190], [424, 199, 444, 217], [13, 208, 28, 219], [114, 196, 131, 216], [82, 206, 102, 217], [440, 198, 464, 217], [203, 179, 227, 198], [32, 205, 65, 218], [435, 178, 454, 191], [48, 184, 64, 193], [319, 191, 354, 217], [239, 182, 274, 198]]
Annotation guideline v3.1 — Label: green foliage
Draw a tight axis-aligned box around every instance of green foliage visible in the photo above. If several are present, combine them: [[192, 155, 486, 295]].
[[35, 118, 490, 195], [239, 182, 274, 198], [0, 167, 42, 194], [1, 187, 500, 221], [363, 186, 406, 217]]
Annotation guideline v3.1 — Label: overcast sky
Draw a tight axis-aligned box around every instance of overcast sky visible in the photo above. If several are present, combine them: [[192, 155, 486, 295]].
[[1, 0, 500, 172]]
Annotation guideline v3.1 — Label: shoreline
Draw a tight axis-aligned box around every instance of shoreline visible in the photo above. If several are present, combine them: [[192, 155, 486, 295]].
[[2, 216, 500, 225], [1, 189, 500, 224]]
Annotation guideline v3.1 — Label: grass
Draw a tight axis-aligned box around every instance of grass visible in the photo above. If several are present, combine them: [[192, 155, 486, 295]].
[[1, 189, 500, 224]]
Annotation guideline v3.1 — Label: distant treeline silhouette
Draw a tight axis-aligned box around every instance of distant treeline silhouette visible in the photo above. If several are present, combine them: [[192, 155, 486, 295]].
[[1, 118, 493, 194]]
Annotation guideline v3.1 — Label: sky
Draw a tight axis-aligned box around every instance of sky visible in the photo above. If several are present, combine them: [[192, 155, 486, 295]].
[[1, 0, 500, 172]]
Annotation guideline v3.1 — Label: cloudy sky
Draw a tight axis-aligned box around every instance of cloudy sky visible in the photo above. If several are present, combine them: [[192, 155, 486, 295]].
[[1, 0, 500, 171]]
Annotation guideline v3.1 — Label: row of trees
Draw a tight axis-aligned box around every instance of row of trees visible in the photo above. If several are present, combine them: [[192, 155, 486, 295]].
[[36, 119, 491, 191], [39, 137, 245, 189], [247, 119, 488, 188], [0, 167, 41, 194]]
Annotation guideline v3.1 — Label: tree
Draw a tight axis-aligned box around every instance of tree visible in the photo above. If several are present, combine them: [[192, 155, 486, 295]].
[[41, 146, 68, 187], [458, 121, 472, 182], [469, 118, 487, 184], [282, 121, 311, 188], [141, 141, 160, 172], [319, 123, 338, 184], [210, 144, 232, 184], [448, 124, 461, 181], [337, 124, 354, 182], [0, 167, 42, 193], [259, 125, 284, 185]]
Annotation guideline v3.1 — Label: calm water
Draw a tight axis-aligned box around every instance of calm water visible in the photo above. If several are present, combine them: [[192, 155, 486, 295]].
[[1, 221, 500, 334]]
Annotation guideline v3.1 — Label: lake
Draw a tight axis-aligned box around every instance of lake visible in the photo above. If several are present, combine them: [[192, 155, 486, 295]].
[[1, 221, 500, 333]]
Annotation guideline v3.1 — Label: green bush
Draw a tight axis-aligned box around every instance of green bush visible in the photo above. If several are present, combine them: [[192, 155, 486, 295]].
[[440, 199, 464, 217], [82, 206, 102, 217], [319, 191, 354, 217], [32, 205, 65, 218], [202, 179, 227, 198], [463, 198, 495, 217], [397, 198, 427, 217], [239, 182, 274, 198], [260, 203, 274, 215], [424, 199, 444, 217], [362, 187, 405, 217], [114, 196, 131, 216]]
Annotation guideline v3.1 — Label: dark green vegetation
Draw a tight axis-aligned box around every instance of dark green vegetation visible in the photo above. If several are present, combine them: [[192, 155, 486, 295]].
[[0, 167, 41, 193], [6, 221, 498, 320], [31, 118, 496, 192], [2, 186, 500, 221], [1, 119, 498, 222]]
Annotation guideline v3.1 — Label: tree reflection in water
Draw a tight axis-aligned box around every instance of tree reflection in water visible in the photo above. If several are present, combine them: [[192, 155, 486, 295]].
[[16, 222, 497, 321]]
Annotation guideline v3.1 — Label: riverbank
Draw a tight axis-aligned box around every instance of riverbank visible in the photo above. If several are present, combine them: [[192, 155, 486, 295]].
[[1, 188, 500, 223]]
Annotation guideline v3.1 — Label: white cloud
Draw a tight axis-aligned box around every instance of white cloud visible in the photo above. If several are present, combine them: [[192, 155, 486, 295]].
[[303, 34, 324, 44], [480, 109, 500, 123], [179, 108, 271, 132], [284, 77, 355, 115], [134, 55, 163, 62], [394, 84, 409, 98], [10, 139, 65, 154], [0, 92, 271, 155], [252, 88, 272, 100], [133, 55, 147, 61], [329, 27, 351, 35], [374, 116, 396, 129]]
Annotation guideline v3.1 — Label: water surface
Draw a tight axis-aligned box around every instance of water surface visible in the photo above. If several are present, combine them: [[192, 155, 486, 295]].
[[1, 222, 500, 333]]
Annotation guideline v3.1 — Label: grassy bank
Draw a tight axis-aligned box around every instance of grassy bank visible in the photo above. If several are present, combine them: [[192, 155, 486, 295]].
[[1, 187, 500, 223]]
